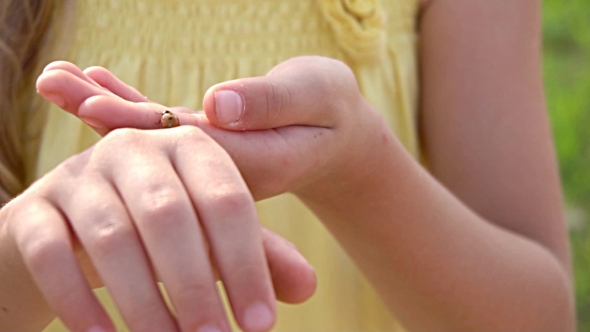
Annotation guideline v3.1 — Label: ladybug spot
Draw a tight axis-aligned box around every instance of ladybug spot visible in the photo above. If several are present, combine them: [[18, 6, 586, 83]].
[[168, 117, 173, 120]]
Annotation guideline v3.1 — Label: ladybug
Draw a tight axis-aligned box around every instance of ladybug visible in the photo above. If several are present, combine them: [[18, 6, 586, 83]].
[[158, 110, 180, 128]]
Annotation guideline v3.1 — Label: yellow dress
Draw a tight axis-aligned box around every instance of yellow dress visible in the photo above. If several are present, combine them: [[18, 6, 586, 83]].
[[38, 0, 420, 331]]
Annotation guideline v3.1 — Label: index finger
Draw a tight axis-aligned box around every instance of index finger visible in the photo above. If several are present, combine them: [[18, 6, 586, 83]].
[[76, 95, 203, 133]]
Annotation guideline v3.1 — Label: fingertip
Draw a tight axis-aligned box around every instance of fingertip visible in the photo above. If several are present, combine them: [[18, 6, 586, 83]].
[[86, 320, 117, 332], [36, 71, 67, 108], [242, 301, 276, 332], [35, 73, 48, 95], [213, 89, 245, 128], [83, 66, 113, 86], [203, 82, 249, 130], [274, 255, 317, 304], [82, 66, 108, 75], [42, 60, 78, 74], [261, 228, 317, 304], [36, 68, 65, 90], [35, 69, 57, 91]]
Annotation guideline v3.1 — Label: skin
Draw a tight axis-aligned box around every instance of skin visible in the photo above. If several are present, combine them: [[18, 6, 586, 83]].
[[0, 71, 317, 332], [0, 123, 319, 332], [0, 0, 576, 331]]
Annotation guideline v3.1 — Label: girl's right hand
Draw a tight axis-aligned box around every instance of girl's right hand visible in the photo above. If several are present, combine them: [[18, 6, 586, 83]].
[[1, 125, 315, 332]]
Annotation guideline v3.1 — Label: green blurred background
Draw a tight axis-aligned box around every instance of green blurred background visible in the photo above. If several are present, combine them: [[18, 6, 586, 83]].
[[544, 0, 590, 330]]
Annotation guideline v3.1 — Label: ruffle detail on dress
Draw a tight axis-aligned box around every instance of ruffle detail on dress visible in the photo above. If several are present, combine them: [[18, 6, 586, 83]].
[[317, 0, 386, 62]]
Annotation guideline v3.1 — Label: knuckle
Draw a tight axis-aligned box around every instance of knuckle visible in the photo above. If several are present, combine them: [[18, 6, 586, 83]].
[[20, 233, 68, 275], [329, 60, 361, 101], [137, 185, 187, 228], [57, 155, 81, 173], [10, 201, 64, 274], [92, 128, 146, 163], [100, 127, 144, 151], [309, 70, 334, 98], [174, 125, 208, 145], [173, 126, 221, 158], [41, 153, 98, 202], [264, 81, 291, 124], [52, 150, 92, 179], [86, 221, 135, 260], [207, 191, 252, 216], [312, 57, 358, 96], [330, 58, 356, 81], [7, 197, 46, 224]]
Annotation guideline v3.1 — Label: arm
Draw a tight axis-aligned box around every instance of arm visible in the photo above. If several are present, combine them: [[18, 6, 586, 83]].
[[299, 0, 574, 330], [40, 4, 575, 325]]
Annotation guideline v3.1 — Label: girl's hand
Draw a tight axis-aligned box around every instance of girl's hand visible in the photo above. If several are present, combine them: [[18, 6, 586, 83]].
[[36, 57, 382, 201], [3, 124, 314, 332]]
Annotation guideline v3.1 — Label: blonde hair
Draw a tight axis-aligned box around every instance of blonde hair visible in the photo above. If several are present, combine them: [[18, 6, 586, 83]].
[[0, 0, 56, 203]]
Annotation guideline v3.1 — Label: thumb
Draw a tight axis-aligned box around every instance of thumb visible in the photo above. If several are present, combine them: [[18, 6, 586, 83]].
[[203, 56, 360, 130]]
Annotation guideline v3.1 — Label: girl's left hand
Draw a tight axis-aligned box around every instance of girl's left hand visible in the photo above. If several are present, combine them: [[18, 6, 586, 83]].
[[37, 56, 387, 201]]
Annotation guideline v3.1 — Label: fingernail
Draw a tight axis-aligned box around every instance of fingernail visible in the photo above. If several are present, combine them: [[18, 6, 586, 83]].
[[196, 325, 221, 332], [214, 90, 243, 125], [86, 326, 106, 332], [43, 92, 65, 108], [243, 302, 274, 331]]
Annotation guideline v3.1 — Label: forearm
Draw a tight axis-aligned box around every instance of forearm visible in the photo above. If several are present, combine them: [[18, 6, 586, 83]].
[[0, 204, 55, 332], [297, 123, 575, 332]]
